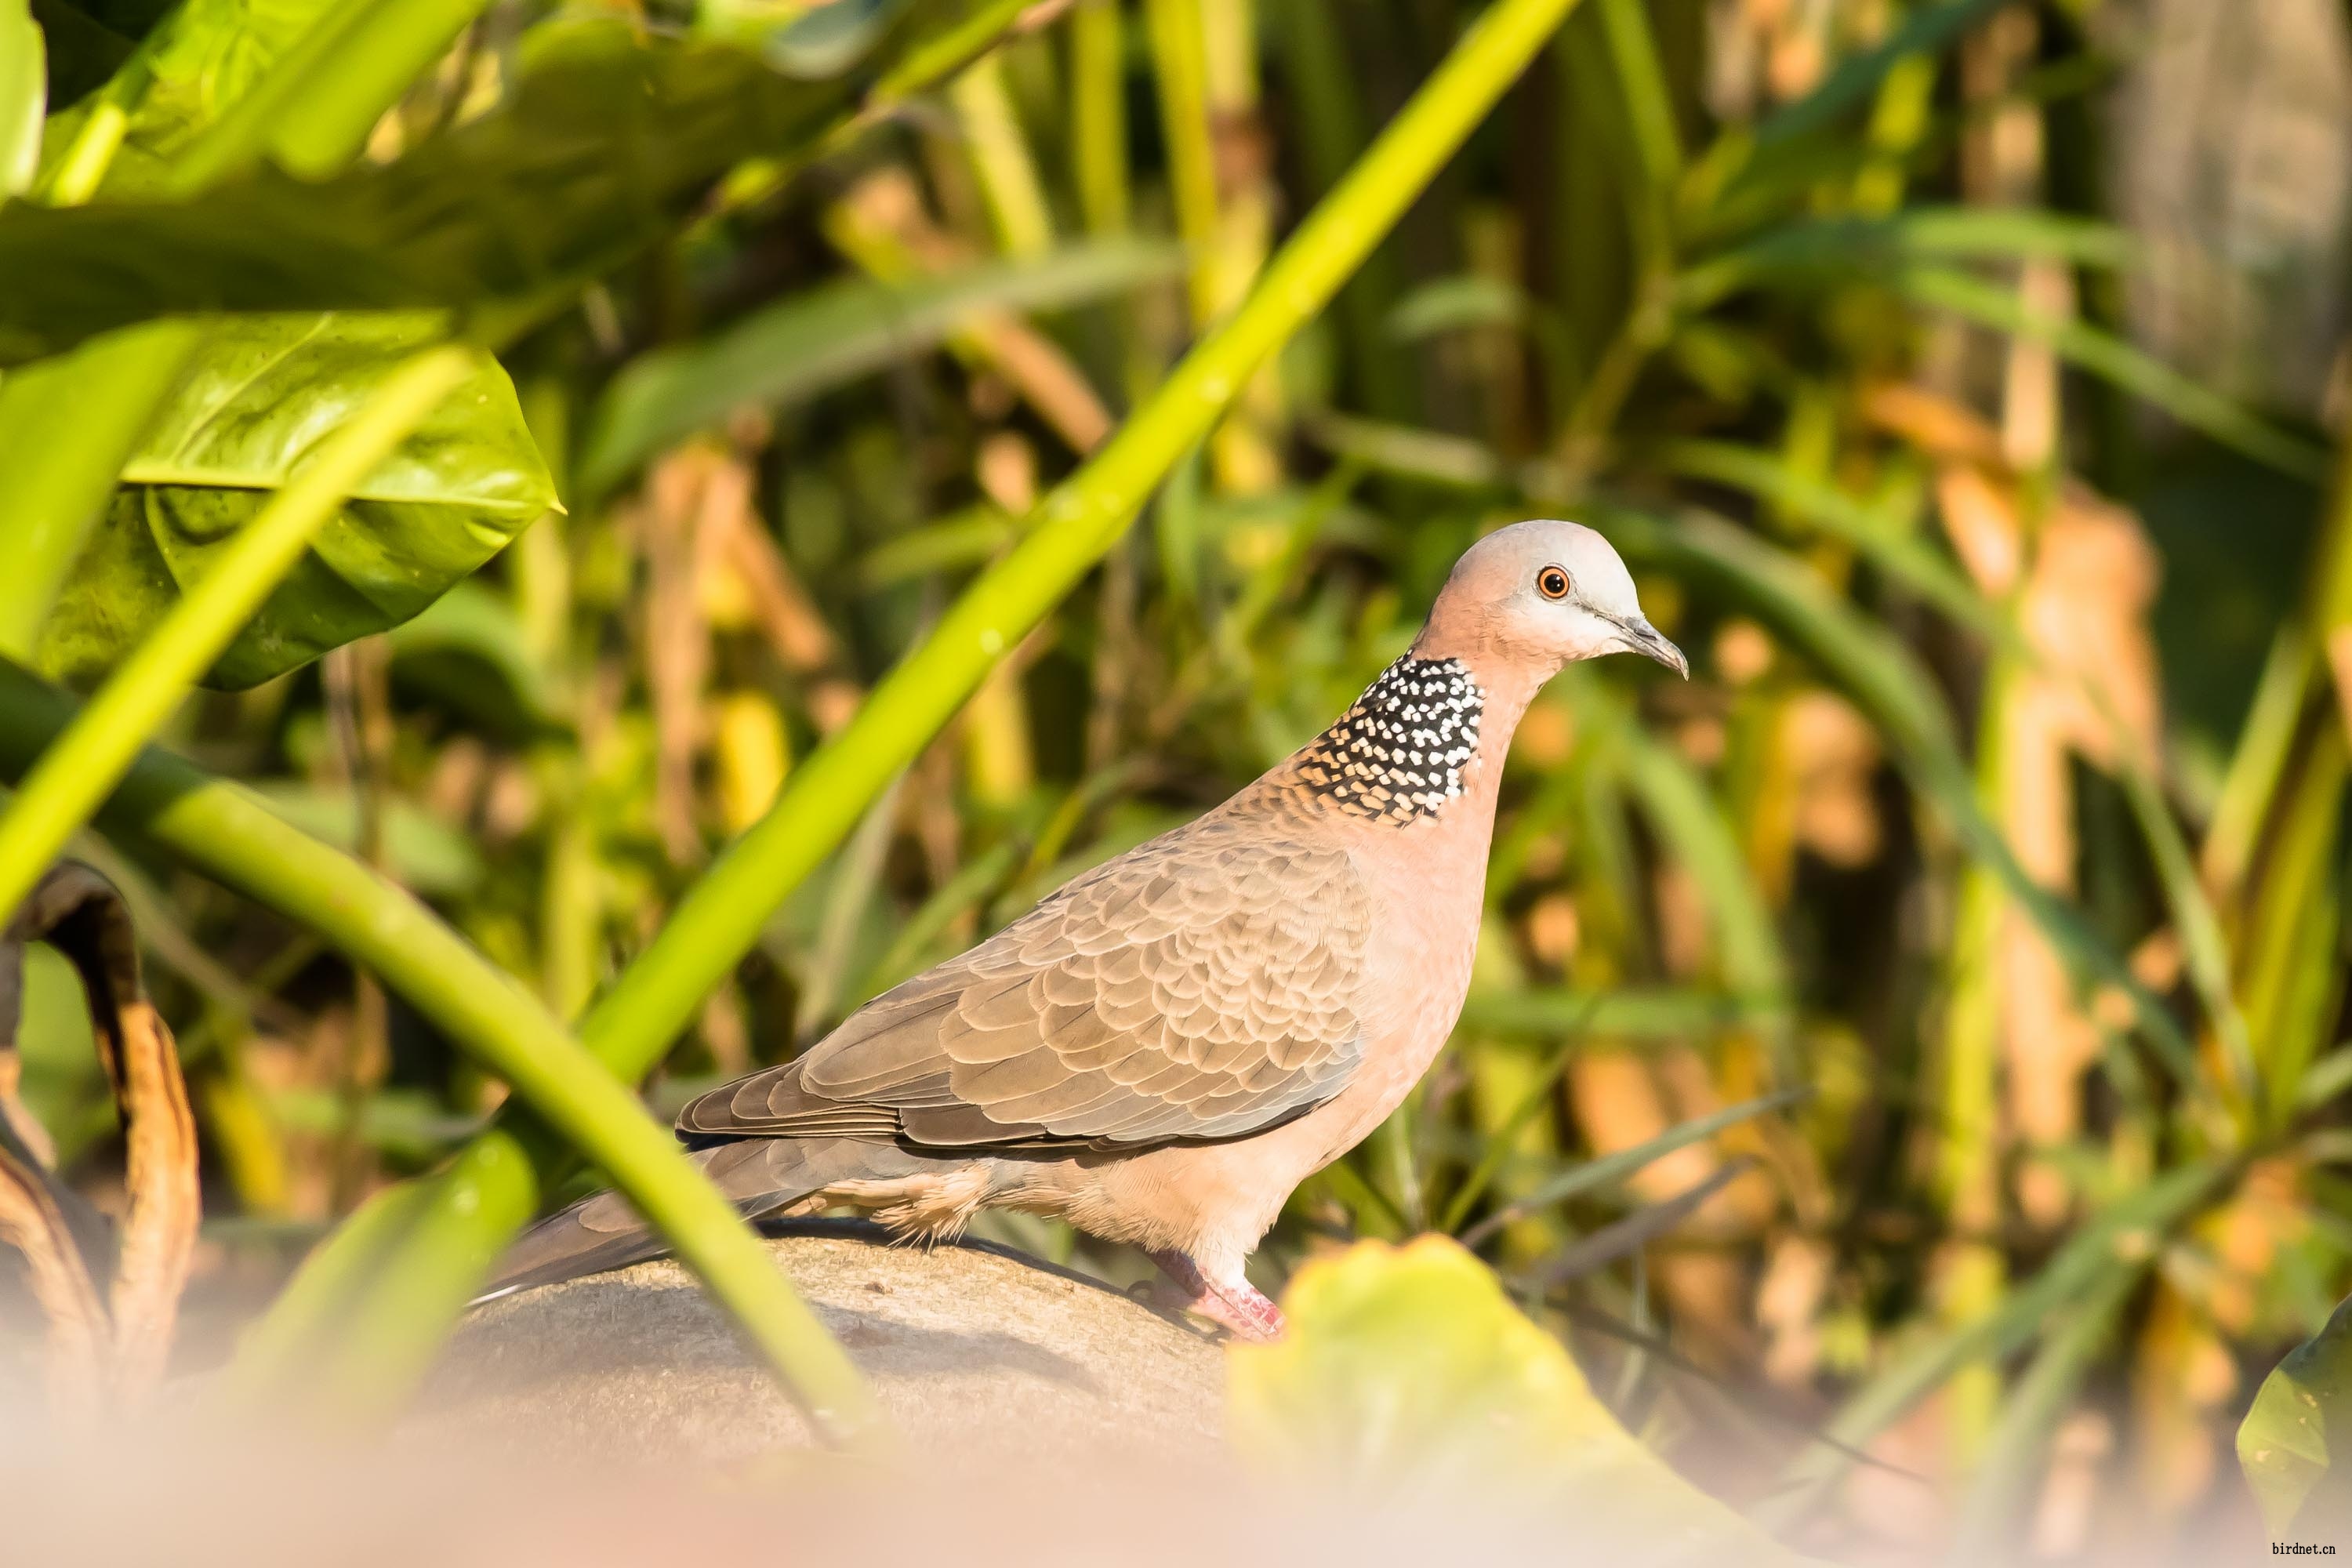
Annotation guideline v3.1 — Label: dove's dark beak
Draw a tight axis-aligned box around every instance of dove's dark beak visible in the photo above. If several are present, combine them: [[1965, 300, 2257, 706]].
[[1616, 615, 1688, 679]]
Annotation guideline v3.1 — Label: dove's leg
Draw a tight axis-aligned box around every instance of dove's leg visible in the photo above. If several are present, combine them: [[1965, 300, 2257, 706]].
[[1149, 1248, 1285, 1341]]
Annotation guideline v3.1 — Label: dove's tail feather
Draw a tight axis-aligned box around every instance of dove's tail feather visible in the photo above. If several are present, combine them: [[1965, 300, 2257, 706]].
[[472, 1136, 927, 1304]]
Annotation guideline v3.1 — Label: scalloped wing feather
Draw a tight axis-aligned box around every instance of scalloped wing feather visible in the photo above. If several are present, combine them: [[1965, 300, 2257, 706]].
[[674, 818, 1370, 1149]]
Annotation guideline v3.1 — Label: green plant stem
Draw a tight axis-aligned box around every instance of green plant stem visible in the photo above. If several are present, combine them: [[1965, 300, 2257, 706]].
[[0, 321, 201, 659], [0, 661, 887, 1446], [1069, 0, 1130, 237], [952, 50, 1054, 258], [1145, 0, 1221, 325], [0, 348, 470, 930], [39, 38, 156, 205], [256, 0, 1597, 1392]]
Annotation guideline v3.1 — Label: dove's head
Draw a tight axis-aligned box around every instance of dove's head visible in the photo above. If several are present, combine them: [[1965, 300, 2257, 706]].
[[1414, 519, 1686, 681]]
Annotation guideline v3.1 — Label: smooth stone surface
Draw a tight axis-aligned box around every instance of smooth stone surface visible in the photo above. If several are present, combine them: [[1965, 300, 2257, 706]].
[[408, 1224, 1226, 1462]]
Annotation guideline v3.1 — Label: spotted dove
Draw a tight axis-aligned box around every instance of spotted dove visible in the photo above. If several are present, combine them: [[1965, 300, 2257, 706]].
[[483, 521, 1686, 1338]]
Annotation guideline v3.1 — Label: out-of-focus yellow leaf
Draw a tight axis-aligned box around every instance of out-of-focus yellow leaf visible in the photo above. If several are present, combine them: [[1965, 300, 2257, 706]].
[[1227, 1236, 1822, 1563], [713, 691, 789, 837]]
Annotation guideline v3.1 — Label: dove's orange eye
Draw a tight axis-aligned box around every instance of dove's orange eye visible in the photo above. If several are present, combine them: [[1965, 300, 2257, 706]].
[[1536, 565, 1573, 601]]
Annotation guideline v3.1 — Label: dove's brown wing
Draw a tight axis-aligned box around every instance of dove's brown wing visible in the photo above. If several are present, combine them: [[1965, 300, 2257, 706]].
[[677, 816, 1371, 1149]]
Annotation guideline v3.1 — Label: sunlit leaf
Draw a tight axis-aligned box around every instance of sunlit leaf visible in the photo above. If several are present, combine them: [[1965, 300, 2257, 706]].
[[34, 312, 553, 689], [2239, 1292, 2352, 1537], [46, 0, 341, 191], [0, 16, 916, 361], [1229, 1236, 1822, 1563], [1, 0, 42, 194]]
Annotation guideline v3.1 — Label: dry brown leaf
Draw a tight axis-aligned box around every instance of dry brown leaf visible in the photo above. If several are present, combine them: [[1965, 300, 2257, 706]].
[[1782, 691, 1882, 868], [1933, 463, 2023, 596], [1859, 382, 2009, 471], [1922, 431, 2166, 1181], [642, 446, 730, 864], [1755, 1232, 1831, 1388], [0, 1141, 107, 1416], [2024, 493, 2164, 771], [1, 864, 201, 1407], [1711, 619, 1773, 685], [1524, 894, 1580, 968]]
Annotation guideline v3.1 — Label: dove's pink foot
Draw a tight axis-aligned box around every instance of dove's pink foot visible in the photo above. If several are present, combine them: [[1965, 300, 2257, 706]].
[[1149, 1248, 1286, 1341]]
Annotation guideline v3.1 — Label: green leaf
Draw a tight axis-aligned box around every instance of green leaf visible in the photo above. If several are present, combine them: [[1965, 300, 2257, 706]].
[[114, 0, 339, 178], [1648, 437, 2005, 641], [2, 0, 42, 194], [383, 577, 559, 735], [1458, 985, 1788, 1039], [0, 318, 202, 659], [579, 239, 1181, 496], [1229, 1236, 1823, 1562], [1893, 265, 2330, 483], [1746, 0, 2000, 151], [2240, 1293, 2352, 1537], [1385, 274, 1536, 339], [33, 313, 554, 690], [1676, 207, 2137, 314], [245, 780, 485, 895], [0, 17, 909, 361], [1457, 1090, 1806, 1249], [174, 0, 503, 187]]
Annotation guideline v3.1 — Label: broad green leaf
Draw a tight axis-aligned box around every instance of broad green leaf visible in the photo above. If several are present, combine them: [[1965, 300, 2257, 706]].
[[31, 0, 341, 201], [0, 16, 920, 361], [2240, 1293, 2352, 1537], [579, 239, 1182, 495], [112, 0, 338, 178], [1228, 1236, 1821, 1563], [2, 0, 42, 194], [34, 313, 554, 689]]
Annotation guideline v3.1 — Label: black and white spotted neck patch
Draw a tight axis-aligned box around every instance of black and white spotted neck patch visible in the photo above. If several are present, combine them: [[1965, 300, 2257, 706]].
[[1294, 656, 1486, 826]]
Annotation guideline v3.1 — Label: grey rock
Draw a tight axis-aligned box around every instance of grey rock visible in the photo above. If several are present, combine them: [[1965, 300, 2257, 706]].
[[407, 1223, 1225, 1463]]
